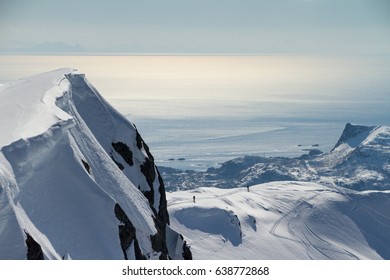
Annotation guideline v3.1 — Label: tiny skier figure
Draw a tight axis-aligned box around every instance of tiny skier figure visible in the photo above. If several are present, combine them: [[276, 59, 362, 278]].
[[193, 195, 196, 203], [247, 185, 250, 192]]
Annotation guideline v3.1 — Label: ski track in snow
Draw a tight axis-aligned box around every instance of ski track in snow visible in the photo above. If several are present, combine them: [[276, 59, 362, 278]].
[[168, 182, 389, 259], [1, 69, 390, 260]]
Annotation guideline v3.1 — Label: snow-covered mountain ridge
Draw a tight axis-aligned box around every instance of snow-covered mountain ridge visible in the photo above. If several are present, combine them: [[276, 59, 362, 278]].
[[0, 69, 191, 260], [162, 123, 390, 191]]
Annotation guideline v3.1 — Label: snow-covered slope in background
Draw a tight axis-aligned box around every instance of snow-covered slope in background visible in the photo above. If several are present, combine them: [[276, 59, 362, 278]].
[[0, 69, 191, 260], [168, 182, 390, 259], [312, 123, 390, 189], [162, 123, 390, 191]]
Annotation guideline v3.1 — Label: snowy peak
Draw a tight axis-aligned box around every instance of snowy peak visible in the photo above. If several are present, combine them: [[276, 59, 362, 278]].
[[333, 123, 377, 150], [324, 123, 389, 170], [64, 71, 169, 226], [162, 123, 390, 191], [0, 68, 74, 148], [0, 69, 191, 260]]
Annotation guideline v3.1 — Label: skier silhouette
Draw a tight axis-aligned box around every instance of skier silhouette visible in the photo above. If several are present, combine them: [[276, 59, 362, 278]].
[[247, 185, 250, 192], [193, 195, 196, 203]]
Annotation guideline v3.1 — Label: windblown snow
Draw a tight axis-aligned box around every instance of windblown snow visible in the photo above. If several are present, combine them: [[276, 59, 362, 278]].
[[168, 183, 390, 259], [0, 69, 190, 260]]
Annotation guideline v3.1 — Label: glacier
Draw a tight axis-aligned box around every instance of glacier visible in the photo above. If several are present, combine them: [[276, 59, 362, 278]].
[[0, 69, 191, 260]]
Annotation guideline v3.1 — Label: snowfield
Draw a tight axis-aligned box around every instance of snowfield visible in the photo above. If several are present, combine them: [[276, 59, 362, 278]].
[[0, 69, 190, 260], [168, 182, 390, 259], [1, 68, 389, 260]]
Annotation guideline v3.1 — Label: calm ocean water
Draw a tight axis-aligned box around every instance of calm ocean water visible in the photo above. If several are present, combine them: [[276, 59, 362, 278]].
[[1, 55, 389, 170]]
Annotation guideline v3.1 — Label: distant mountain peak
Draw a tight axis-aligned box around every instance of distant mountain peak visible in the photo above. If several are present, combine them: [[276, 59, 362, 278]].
[[161, 122, 390, 191], [333, 123, 377, 150]]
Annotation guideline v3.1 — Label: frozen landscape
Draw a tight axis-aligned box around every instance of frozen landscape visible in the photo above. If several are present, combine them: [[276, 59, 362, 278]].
[[167, 183, 390, 259], [161, 123, 390, 191], [164, 123, 390, 259], [0, 69, 191, 260], [1, 0, 390, 269], [0, 69, 389, 260]]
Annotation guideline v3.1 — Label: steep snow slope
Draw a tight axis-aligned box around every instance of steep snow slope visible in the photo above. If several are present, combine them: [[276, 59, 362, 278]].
[[0, 69, 190, 260], [162, 123, 390, 191], [168, 182, 390, 259]]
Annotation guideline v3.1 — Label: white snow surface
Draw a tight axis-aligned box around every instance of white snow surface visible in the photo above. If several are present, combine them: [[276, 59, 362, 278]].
[[168, 182, 390, 259], [0, 69, 176, 259], [0, 69, 74, 147]]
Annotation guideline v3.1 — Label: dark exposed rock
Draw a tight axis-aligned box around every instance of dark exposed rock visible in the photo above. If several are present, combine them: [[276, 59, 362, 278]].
[[333, 123, 375, 149], [81, 159, 90, 174], [308, 149, 323, 156], [135, 129, 143, 150], [25, 231, 44, 260], [150, 229, 169, 260], [137, 131, 154, 161], [140, 158, 155, 189], [142, 190, 154, 210], [112, 142, 134, 166], [133, 238, 144, 260], [157, 169, 170, 226], [114, 203, 145, 260], [111, 130, 190, 259], [137, 133, 169, 227], [140, 157, 156, 215], [234, 214, 243, 239], [182, 240, 192, 260]]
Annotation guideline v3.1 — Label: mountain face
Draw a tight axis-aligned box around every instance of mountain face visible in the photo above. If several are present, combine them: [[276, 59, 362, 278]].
[[0, 69, 191, 260], [161, 123, 390, 191]]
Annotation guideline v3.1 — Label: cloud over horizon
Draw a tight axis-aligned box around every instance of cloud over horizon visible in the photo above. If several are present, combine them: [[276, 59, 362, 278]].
[[0, 0, 389, 54]]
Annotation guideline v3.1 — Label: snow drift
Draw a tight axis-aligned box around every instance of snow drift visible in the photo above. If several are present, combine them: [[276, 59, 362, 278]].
[[168, 183, 390, 259], [0, 69, 191, 260]]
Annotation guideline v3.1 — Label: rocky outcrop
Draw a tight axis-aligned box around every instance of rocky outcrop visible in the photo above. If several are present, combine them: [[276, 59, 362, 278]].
[[112, 142, 134, 166], [114, 204, 144, 260], [25, 231, 44, 260], [0, 69, 192, 259], [333, 123, 376, 149], [182, 239, 192, 260], [150, 229, 169, 260], [81, 159, 90, 174]]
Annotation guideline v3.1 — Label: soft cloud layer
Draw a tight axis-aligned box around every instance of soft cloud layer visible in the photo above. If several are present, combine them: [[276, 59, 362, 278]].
[[0, 0, 389, 53]]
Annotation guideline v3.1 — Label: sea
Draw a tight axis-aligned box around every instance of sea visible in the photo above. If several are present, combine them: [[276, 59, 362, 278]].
[[1, 54, 389, 171]]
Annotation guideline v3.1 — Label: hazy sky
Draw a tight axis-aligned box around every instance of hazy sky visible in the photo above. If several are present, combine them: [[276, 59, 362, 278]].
[[0, 0, 389, 53]]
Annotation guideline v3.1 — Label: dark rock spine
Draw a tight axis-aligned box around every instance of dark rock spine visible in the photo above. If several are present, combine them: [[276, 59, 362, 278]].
[[25, 231, 44, 260], [112, 142, 134, 166], [114, 203, 145, 260]]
